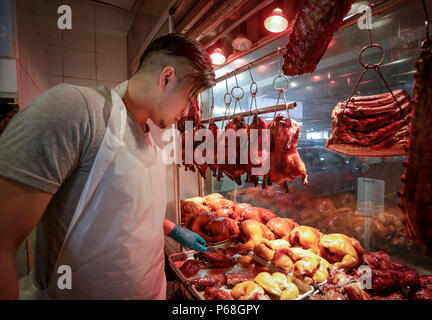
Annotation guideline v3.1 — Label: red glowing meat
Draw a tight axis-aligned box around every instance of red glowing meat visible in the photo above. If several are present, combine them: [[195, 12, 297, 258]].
[[399, 39, 432, 255], [326, 90, 414, 157], [179, 259, 201, 278], [283, 0, 354, 76]]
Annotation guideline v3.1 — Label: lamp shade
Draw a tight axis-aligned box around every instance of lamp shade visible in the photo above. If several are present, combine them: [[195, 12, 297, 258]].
[[232, 35, 253, 51], [264, 8, 288, 33], [210, 48, 226, 65]]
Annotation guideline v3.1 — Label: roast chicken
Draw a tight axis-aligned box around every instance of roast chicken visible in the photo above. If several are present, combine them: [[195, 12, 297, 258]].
[[272, 272, 300, 300], [231, 204, 277, 224], [238, 220, 276, 251], [319, 233, 365, 270], [266, 217, 299, 240], [233, 272, 300, 300], [254, 272, 282, 297], [181, 200, 209, 229], [231, 281, 265, 300], [272, 249, 295, 273], [253, 239, 291, 261], [277, 247, 331, 284], [288, 226, 323, 254], [205, 198, 236, 212], [191, 212, 240, 243]]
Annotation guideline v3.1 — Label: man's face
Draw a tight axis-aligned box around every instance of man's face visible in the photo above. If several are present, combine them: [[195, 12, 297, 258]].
[[153, 79, 195, 129]]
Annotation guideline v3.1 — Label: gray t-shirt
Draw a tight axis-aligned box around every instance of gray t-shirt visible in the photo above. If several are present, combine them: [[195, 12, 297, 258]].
[[0, 83, 152, 289]]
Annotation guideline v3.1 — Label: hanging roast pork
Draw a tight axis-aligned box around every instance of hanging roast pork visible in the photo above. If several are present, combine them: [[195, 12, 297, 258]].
[[326, 89, 414, 156], [283, 0, 354, 77], [399, 38, 432, 255]]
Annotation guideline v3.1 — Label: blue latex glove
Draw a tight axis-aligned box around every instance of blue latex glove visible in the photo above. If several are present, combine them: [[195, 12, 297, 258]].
[[168, 224, 207, 252]]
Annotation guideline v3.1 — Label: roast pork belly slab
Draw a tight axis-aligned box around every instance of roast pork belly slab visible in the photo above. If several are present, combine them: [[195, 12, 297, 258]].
[[326, 89, 414, 157], [283, 0, 354, 77]]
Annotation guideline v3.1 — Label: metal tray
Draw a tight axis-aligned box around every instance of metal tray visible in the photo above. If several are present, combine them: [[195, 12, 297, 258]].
[[168, 241, 245, 285], [168, 243, 314, 300]]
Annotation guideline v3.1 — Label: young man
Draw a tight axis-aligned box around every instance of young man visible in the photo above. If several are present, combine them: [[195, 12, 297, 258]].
[[0, 33, 215, 299]]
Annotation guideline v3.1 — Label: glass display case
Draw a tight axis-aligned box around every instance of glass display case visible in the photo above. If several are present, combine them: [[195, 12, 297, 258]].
[[190, 0, 432, 274]]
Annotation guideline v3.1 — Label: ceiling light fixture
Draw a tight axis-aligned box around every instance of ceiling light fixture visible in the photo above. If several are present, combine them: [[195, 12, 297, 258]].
[[232, 35, 253, 51], [210, 48, 226, 65], [264, 8, 288, 33]]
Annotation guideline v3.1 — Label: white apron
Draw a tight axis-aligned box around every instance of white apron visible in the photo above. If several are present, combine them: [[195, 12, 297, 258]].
[[20, 81, 167, 300]]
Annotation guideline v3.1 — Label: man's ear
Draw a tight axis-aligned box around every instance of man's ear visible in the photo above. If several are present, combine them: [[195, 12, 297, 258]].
[[159, 66, 176, 91]]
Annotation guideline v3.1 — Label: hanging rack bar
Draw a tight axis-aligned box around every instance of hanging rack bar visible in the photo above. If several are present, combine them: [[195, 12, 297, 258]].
[[201, 102, 297, 124], [214, 0, 404, 84], [215, 47, 286, 84]]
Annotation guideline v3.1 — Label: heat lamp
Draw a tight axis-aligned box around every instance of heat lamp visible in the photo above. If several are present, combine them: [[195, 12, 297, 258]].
[[264, 8, 288, 33], [210, 48, 226, 65]]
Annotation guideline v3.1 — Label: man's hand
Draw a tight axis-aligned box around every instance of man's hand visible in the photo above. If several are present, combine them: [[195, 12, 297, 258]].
[[167, 224, 207, 252]]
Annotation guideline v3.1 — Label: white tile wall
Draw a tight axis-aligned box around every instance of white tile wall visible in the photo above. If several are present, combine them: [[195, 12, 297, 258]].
[[63, 22, 96, 51], [48, 75, 64, 88], [69, 0, 96, 25], [45, 15, 63, 46], [17, 62, 40, 107], [96, 26, 126, 55], [16, 0, 130, 108], [96, 52, 127, 81], [47, 46, 64, 76], [95, 5, 125, 30], [64, 48, 96, 79], [64, 77, 97, 87]]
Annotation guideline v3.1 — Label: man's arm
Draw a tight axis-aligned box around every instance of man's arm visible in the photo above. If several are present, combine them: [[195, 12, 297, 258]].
[[163, 218, 175, 236], [0, 177, 52, 299], [164, 218, 207, 252]]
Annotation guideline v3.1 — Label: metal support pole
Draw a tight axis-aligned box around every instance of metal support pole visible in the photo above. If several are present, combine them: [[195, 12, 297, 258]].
[[168, 9, 183, 253]]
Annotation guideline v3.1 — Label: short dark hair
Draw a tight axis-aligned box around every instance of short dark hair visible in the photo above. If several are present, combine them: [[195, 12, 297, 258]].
[[138, 33, 215, 98]]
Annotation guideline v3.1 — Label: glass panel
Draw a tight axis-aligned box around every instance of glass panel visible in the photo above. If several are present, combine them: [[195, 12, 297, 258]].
[[201, 0, 432, 273]]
